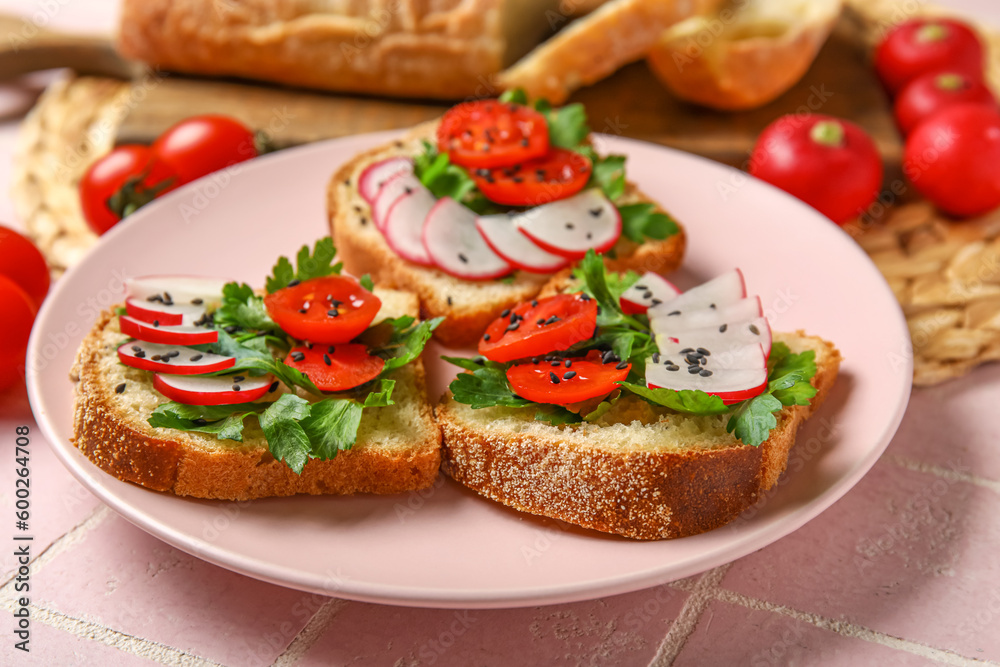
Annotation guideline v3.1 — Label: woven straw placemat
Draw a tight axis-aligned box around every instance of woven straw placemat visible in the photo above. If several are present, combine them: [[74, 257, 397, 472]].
[[9, 4, 1000, 384]]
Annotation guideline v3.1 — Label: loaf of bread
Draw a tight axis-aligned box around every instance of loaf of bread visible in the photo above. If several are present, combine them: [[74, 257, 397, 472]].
[[327, 120, 687, 347], [117, 0, 559, 99], [70, 288, 442, 500]]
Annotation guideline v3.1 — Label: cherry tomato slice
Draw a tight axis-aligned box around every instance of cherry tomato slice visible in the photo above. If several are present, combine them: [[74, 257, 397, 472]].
[[0, 226, 49, 309], [283, 343, 385, 392], [437, 100, 549, 169], [0, 275, 37, 392], [478, 293, 597, 363], [507, 350, 630, 405], [264, 276, 382, 344], [471, 149, 592, 207], [152, 115, 257, 185]]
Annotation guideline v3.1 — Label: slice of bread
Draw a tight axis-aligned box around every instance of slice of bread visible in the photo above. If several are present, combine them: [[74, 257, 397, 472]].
[[437, 331, 841, 540], [327, 121, 686, 347], [70, 288, 441, 500]]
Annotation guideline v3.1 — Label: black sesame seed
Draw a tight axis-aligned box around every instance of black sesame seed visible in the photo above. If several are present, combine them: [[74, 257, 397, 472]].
[[565, 222, 575, 230], [458, 253, 469, 264], [161, 357, 171, 363], [666, 365, 679, 372], [152, 320, 160, 328], [700, 370, 713, 377], [549, 371, 560, 384], [688, 366, 701, 374], [697, 347, 710, 356], [232, 384, 241, 391], [329, 298, 342, 306], [151, 355, 162, 361], [191, 298, 203, 306], [147, 295, 162, 303], [168, 351, 180, 358], [225, 325, 239, 334], [115, 382, 126, 394], [328, 309, 339, 317], [551, 361, 561, 367], [299, 309, 308, 314], [483, 334, 491, 341], [668, 310, 681, 316], [194, 418, 208, 425], [134, 350, 145, 359], [287, 279, 300, 287], [506, 322, 520, 332], [447, 296, 453, 306], [564, 359, 572, 368], [545, 315, 561, 325], [589, 207, 603, 217], [719, 324, 728, 333], [635, 284, 647, 290], [323, 354, 332, 366], [521, 138, 529, 147], [164, 292, 172, 302], [681, 348, 694, 354], [501, 309, 511, 317], [532, 357, 539, 364], [643, 291, 653, 300], [563, 371, 577, 380], [586, 232, 593, 240], [233, 375, 245, 382], [652, 353, 660, 364], [651, 298, 662, 306], [709, 303, 716, 309], [749, 324, 760, 335], [615, 361, 629, 370], [190, 354, 203, 362], [685, 354, 701, 365], [509, 312, 518, 324], [328, 346, 336, 354], [269, 381, 280, 393], [131, 345, 141, 352], [360, 217, 368, 226], [579, 294, 592, 302], [531, 300, 538, 307], [291, 351, 305, 362], [537, 318, 546, 326]]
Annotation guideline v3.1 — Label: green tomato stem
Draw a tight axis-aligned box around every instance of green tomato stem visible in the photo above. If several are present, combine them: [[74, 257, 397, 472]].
[[810, 120, 845, 147], [916, 23, 948, 42], [936, 73, 968, 90]]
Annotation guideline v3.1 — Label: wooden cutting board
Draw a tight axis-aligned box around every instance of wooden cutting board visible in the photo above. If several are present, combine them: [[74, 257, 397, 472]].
[[4, 10, 900, 172]]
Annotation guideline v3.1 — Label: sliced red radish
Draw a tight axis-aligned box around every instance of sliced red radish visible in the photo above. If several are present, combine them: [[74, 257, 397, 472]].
[[476, 213, 569, 273], [422, 198, 512, 280], [359, 157, 413, 204], [125, 276, 227, 305], [646, 364, 767, 405], [125, 296, 206, 326], [657, 316, 772, 357], [382, 182, 436, 266], [119, 315, 218, 346], [153, 372, 274, 406], [118, 341, 235, 375], [620, 272, 681, 314], [647, 269, 746, 319], [372, 173, 422, 231], [650, 296, 762, 334], [653, 341, 766, 372], [514, 189, 621, 259]]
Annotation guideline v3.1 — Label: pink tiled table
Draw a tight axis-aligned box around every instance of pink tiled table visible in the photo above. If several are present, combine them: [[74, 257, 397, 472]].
[[3, 1, 1000, 664]]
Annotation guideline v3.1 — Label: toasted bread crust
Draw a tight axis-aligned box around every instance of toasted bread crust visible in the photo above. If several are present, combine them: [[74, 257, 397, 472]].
[[71, 308, 441, 500], [438, 333, 841, 540], [328, 122, 686, 347]]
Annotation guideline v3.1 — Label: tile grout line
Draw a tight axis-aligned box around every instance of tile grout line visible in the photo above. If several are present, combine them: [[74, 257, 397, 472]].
[[270, 598, 351, 666], [0, 504, 111, 599], [884, 454, 1000, 494], [708, 586, 999, 667], [647, 564, 731, 667], [0, 599, 224, 667]]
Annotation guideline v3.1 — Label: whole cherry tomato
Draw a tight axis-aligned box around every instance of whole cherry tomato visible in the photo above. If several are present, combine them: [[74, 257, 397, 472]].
[[875, 18, 984, 94], [0, 275, 37, 392], [749, 114, 883, 225], [904, 104, 1000, 218], [895, 71, 997, 135], [152, 115, 257, 185], [80, 145, 178, 235], [0, 226, 49, 309]]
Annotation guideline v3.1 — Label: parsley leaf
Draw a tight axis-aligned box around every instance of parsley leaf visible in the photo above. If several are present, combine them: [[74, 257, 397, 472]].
[[534, 406, 582, 425], [213, 282, 280, 335], [376, 316, 443, 376], [359, 273, 375, 292], [619, 203, 680, 244], [259, 393, 313, 474], [363, 379, 396, 407], [588, 155, 626, 201], [617, 382, 729, 415], [444, 356, 533, 409], [226, 355, 321, 394], [538, 102, 590, 150], [300, 398, 364, 460], [499, 89, 528, 105], [191, 328, 272, 364], [148, 401, 263, 441], [265, 237, 341, 293], [413, 142, 496, 214], [766, 343, 818, 406], [726, 393, 782, 447]]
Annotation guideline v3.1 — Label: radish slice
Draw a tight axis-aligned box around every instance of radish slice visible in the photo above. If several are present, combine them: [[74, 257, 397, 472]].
[[119, 315, 218, 346], [383, 183, 436, 266], [372, 173, 422, 231], [646, 364, 767, 405], [647, 269, 745, 319], [359, 157, 413, 204], [476, 214, 569, 273], [118, 341, 235, 375], [650, 297, 762, 334], [153, 372, 274, 406], [515, 189, 621, 259], [657, 317, 772, 357], [125, 296, 206, 327], [423, 198, 512, 280], [125, 276, 228, 305], [620, 272, 681, 314]]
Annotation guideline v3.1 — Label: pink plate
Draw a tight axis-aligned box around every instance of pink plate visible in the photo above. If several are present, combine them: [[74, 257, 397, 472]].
[[27, 132, 912, 609]]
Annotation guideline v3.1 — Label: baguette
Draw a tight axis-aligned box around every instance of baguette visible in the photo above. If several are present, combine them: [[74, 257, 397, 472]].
[[327, 121, 687, 347], [70, 288, 441, 500], [438, 331, 841, 540], [117, 0, 559, 100]]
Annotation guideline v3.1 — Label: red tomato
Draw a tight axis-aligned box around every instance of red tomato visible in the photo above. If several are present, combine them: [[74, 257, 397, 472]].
[[264, 276, 382, 344], [478, 294, 598, 363], [80, 145, 179, 235], [152, 115, 257, 185], [437, 100, 549, 169], [283, 343, 385, 392], [903, 104, 1000, 218], [875, 18, 984, 94], [506, 350, 630, 405], [895, 71, 997, 135], [0, 275, 37, 392], [749, 114, 882, 225], [471, 148, 592, 206], [0, 226, 49, 309]]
